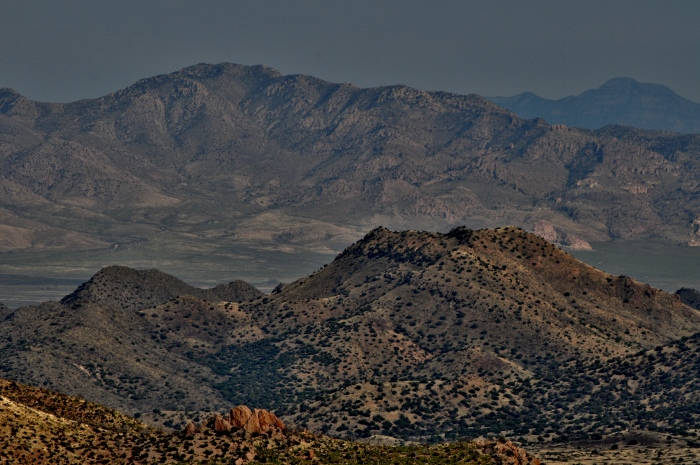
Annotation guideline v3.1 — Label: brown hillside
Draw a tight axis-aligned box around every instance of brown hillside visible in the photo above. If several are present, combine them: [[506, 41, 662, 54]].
[[234, 227, 700, 435], [0, 378, 534, 465], [4, 64, 700, 282], [0, 272, 262, 423], [1, 227, 700, 443], [61, 265, 262, 310]]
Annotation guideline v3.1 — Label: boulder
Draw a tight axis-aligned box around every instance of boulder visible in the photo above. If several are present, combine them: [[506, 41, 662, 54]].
[[214, 414, 232, 432], [183, 421, 197, 435], [255, 408, 285, 431], [474, 438, 540, 465], [230, 405, 254, 429], [229, 405, 285, 434]]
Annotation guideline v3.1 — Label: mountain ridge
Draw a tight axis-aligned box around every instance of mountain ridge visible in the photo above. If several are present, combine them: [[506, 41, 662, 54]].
[[2, 226, 700, 445], [490, 77, 700, 133], [3, 63, 700, 255], [7, 62, 700, 310], [60, 265, 263, 311]]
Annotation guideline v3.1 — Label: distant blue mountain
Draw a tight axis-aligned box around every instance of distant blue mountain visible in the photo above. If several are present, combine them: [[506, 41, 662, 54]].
[[489, 77, 700, 133]]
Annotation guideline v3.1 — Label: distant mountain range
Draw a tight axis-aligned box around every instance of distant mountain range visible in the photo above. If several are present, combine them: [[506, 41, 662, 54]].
[[3, 227, 700, 444], [2, 63, 700, 265], [489, 77, 700, 133]]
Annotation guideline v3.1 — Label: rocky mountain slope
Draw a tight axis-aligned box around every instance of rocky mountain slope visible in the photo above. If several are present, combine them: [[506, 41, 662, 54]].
[[2, 378, 533, 464], [3, 63, 700, 265], [1, 227, 699, 445], [490, 77, 700, 133], [0, 268, 264, 421], [61, 265, 263, 311], [676, 287, 700, 311]]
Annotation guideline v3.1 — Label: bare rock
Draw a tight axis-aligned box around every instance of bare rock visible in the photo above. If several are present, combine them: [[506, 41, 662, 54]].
[[230, 405, 254, 429], [565, 235, 593, 250], [533, 220, 592, 250], [204, 414, 232, 432], [474, 438, 540, 465], [255, 408, 285, 431], [229, 405, 285, 434], [183, 421, 197, 436], [214, 414, 232, 432], [533, 220, 558, 243], [244, 412, 262, 434]]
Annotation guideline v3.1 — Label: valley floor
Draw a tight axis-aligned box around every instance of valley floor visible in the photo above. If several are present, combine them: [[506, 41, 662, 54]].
[[531, 437, 700, 465]]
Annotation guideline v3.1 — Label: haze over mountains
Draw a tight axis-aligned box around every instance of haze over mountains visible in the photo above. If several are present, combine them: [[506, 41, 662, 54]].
[[490, 77, 700, 133], [5, 63, 700, 464], [3, 63, 700, 275]]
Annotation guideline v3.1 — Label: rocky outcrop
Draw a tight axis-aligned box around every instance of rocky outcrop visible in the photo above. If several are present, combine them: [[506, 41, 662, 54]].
[[689, 218, 700, 246], [193, 405, 285, 436], [532, 220, 592, 250], [474, 438, 541, 465], [214, 414, 232, 432], [203, 413, 233, 432], [676, 287, 700, 311], [230, 405, 255, 430], [183, 421, 197, 435], [229, 405, 284, 434]]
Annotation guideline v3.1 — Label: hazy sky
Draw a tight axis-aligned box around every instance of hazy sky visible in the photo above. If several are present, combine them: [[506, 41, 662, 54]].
[[2, 1, 699, 103]]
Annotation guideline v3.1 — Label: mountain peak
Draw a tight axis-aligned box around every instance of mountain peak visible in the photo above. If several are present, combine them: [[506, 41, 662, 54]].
[[599, 76, 640, 87], [177, 62, 284, 80], [61, 265, 262, 310], [0, 88, 23, 111], [0, 87, 21, 98], [491, 77, 700, 132], [596, 76, 679, 98], [60, 266, 197, 310], [4, 227, 700, 447]]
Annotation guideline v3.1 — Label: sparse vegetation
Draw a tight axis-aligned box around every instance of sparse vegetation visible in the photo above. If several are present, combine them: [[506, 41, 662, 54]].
[[2, 226, 700, 464]]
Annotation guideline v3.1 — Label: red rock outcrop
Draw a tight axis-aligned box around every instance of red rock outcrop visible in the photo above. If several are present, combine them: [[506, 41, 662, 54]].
[[230, 405, 251, 428], [197, 405, 284, 435], [183, 421, 197, 435], [532, 219, 592, 250], [203, 414, 233, 432], [229, 405, 284, 434], [214, 414, 232, 432], [474, 439, 541, 465], [255, 408, 285, 431]]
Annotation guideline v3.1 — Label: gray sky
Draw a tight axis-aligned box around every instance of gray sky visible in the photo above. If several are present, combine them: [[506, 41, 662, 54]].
[[2, 0, 699, 103]]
